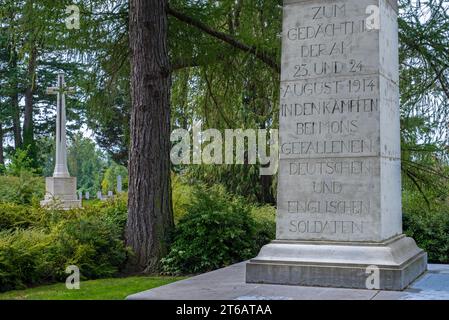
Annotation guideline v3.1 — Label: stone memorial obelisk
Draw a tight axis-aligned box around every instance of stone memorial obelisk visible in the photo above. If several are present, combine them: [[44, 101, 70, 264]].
[[41, 73, 81, 209], [246, 0, 427, 290]]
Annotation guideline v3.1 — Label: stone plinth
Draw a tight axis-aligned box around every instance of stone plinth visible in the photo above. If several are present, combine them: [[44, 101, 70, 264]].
[[246, 0, 426, 290], [247, 235, 427, 290], [40, 177, 81, 210]]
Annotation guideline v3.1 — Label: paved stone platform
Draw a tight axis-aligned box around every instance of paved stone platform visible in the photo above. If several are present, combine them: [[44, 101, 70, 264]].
[[127, 262, 449, 300]]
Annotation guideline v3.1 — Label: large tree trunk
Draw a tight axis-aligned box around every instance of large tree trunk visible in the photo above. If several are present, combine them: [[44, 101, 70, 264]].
[[23, 46, 37, 151], [9, 48, 22, 149], [125, 0, 174, 273]]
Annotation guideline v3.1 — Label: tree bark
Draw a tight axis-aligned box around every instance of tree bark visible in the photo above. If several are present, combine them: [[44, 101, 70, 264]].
[[23, 45, 37, 150], [9, 48, 22, 149], [126, 0, 174, 273]]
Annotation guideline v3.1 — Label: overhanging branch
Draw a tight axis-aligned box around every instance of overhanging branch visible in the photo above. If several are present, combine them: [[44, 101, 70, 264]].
[[167, 7, 280, 73]]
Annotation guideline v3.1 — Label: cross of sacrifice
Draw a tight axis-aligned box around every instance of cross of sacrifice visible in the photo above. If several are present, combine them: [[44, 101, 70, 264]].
[[46, 73, 75, 178]]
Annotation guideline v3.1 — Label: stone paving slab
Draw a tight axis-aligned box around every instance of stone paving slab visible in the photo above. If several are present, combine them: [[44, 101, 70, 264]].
[[127, 262, 449, 300]]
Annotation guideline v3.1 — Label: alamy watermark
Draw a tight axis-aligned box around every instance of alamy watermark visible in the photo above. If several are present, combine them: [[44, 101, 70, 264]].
[[65, 265, 80, 290], [66, 5, 80, 30], [170, 122, 279, 176], [365, 265, 380, 290], [366, 5, 380, 30]]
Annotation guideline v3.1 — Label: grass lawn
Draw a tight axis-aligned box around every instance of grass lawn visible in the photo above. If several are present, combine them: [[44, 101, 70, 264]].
[[0, 276, 185, 300]]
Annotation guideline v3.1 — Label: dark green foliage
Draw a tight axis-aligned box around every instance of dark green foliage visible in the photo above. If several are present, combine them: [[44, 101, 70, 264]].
[[250, 205, 276, 250], [47, 215, 128, 280], [0, 174, 45, 205], [403, 191, 449, 263], [0, 203, 37, 231], [0, 229, 52, 292], [399, 0, 449, 199], [97, 195, 128, 237], [0, 198, 129, 292], [161, 185, 273, 275], [6, 148, 36, 176]]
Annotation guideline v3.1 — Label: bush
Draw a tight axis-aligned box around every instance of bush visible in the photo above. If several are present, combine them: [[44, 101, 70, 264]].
[[403, 191, 449, 263], [162, 185, 257, 275], [172, 175, 194, 223], [251, 205, 276, 249], [6, 147, 36, 176], [47, 215, 128, 280], [0, 174, 45, 205], [99, 195, 128, 234], [0, 229, 53, 291], [0, 203, 36, 231], [0, 197, 129, 292]]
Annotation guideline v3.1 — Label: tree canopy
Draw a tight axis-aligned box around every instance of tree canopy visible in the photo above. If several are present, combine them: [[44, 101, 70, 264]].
[[0, 0, 447, 203]]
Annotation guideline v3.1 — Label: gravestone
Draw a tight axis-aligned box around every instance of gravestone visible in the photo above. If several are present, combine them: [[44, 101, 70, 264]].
[[97, 191, 102, 200], [85, 191, 90, 200], [117, 175, 123, 193], [246, 0, 427, 290], [40, 73, 82, 210], [108, 190, 113, 198], [78, 191, 82, 200]]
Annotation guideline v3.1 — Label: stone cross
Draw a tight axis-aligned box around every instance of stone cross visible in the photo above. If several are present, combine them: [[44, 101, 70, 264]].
[[46, 73, 75, 178], [117, 175, 122, 193]]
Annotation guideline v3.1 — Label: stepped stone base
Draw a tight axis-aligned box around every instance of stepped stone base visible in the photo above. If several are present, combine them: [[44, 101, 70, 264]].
[[246, 235, 427, 291], [40, 177, 81, 210]]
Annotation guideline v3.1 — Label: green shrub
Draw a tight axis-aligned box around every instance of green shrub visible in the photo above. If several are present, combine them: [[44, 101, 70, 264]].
[[172, 175, 194, 223], [0, 229, 53, 291], [47, 215, 128, 280], [0, 198, 129, 292], [403, 191, 449, 263], [0, 202, 88, 232], [6, 148, 36, 176], [251, 205, 276, 249], [0, 174, 45, 205], [47, 197, 129, 280], [162, 185, 256, 275], [99, 195, 128, 234], [0, 204, 35, 231]]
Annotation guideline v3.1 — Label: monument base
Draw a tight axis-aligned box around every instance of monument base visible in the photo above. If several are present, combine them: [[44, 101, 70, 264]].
[[40, 177, 82, 210], [246, 235, 427, 291]]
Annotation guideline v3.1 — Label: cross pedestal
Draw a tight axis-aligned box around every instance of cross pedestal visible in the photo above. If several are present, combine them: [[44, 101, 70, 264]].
[[41, 73, 81, 210], [41, 177, 81, 209]]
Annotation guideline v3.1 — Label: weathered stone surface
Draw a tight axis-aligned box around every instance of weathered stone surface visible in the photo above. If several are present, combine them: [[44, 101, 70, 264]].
[[277, 0, 401, 242], [40, 177, 81, 209], [246, 235, 427, 290], [246, 0, 426, 290]]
